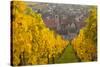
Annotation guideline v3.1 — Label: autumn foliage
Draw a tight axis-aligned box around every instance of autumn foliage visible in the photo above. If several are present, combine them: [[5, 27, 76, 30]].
[[11, 1, 97, 66], [72, 7, 97, 61], [11, 1, 69, 65]]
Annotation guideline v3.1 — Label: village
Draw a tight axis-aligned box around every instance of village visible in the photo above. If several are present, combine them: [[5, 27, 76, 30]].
[[27, 2, 90, 39]]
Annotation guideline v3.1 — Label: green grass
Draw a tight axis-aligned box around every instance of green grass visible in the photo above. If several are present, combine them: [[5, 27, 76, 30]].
[[55, 44, 80, 63]]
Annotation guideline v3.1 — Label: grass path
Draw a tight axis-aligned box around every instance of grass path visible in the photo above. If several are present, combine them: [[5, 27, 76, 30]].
[[55, 44, 80, 63]]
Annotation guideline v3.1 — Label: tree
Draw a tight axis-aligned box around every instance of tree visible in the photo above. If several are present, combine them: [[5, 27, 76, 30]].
[[72, 7, 97, 61], [11, 1, 69, 66]]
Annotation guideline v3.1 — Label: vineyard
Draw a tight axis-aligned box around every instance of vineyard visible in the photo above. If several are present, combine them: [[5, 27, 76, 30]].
[[11, 1, 97, 66], [72, 7, 97, 61]]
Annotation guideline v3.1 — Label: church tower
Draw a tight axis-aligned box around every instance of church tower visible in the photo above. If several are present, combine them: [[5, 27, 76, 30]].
[[55, 15, 60, 31]]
